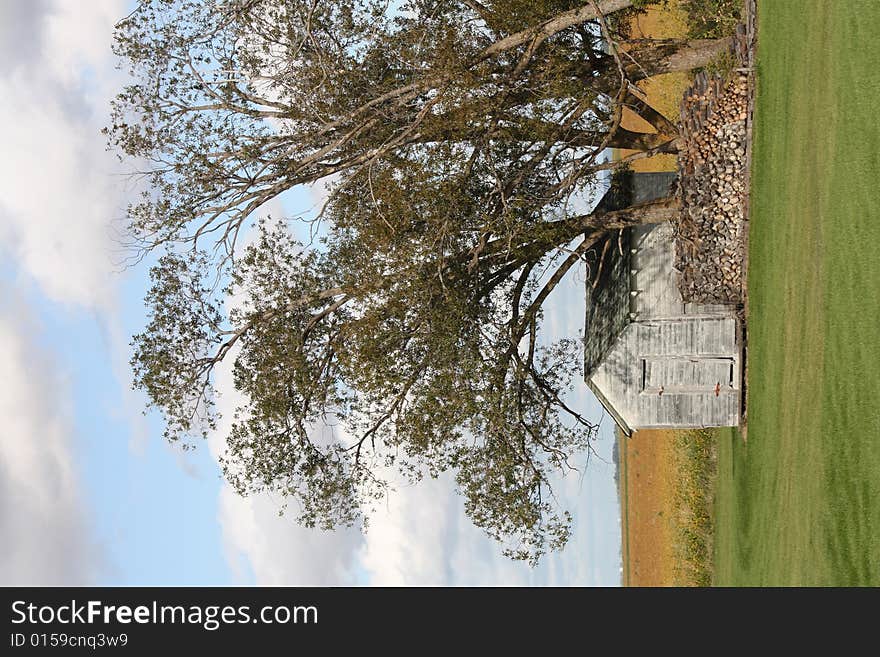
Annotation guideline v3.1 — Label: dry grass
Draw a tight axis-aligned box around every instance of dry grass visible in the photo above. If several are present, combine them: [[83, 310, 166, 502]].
[[620, 428, 719, 587], [618, 429, 678, 586]]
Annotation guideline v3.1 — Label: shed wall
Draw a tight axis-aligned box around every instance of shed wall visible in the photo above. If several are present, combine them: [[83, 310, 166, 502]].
[[632, 223, 733, 320], [589, 317, 741, 430]]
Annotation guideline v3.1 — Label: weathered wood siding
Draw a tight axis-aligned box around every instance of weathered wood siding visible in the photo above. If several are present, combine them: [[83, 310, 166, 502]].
[[632, 223, 685, 319], [632, 222, 732, 320], [590, 317, 741, 430]]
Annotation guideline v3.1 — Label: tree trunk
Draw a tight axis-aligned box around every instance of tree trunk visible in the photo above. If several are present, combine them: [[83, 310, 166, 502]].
[[623, 90, 679, 137], [479, 0, 634, 61], [624, 37, 735, 79], [603, 128, 678, 151], [478, 196, 681, 267], [417, 122, 675, 151], [571, 195, 681, 233]]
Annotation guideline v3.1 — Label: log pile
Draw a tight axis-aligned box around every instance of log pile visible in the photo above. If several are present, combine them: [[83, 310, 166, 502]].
[[672, 14, 755, 305]]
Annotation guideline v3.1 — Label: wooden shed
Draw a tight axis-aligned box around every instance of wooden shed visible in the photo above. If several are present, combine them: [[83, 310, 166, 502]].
[[584, 171, 743, 435]]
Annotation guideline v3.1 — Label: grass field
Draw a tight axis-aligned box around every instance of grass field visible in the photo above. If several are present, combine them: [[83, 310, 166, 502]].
[[713, 0, 880, 585]]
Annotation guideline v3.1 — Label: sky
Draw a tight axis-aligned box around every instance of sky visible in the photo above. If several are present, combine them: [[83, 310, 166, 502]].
[[0, 0, 622, 586]]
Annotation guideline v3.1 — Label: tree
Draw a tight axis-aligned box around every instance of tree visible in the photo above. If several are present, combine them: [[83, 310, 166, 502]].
[[109, 0, 728, 563]]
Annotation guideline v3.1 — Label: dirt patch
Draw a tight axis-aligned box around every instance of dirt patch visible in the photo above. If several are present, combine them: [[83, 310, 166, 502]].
[[619, 429, 679, 586]]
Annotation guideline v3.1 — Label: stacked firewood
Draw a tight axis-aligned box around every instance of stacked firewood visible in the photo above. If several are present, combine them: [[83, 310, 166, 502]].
[[673, 70, 749, 303], [672, 15, 754, 305]]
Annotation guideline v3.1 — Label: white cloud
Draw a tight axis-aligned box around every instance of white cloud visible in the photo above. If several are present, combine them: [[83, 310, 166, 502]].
[[0, 0, 142, 586], [356, 471, 532, 586], [0, 0, 130, 310], [218, 486, 366, 586], [0, 286, 104, 585]]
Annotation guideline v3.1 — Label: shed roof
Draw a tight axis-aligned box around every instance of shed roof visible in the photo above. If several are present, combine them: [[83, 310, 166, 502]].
[[583, 171, 677, 378], [583, 229, 631, 376]]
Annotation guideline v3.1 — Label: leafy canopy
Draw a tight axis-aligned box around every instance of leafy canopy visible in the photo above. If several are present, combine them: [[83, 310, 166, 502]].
[[110, 0, 688, 563]]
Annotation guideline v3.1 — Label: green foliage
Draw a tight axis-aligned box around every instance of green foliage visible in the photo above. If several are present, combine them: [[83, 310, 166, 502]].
[[680, 0, 741, 39], [135, 216, 597, 561], [132, 250, 225, 445], [699, 47, 738, 80]]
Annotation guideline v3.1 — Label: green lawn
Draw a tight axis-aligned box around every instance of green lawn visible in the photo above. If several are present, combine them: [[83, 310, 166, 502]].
[[713, 0, 880, 585]]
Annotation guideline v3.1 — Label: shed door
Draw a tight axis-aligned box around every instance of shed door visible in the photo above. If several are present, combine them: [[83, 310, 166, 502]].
[[641, 357, 734, 394]]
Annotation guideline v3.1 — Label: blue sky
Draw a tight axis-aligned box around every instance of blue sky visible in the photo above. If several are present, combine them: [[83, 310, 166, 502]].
[[0, 0, 622, 586]]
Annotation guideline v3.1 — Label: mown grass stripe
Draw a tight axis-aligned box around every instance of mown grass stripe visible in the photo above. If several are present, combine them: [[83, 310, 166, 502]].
[[713, 0, 880, 586]]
